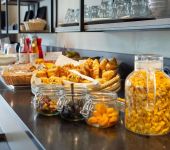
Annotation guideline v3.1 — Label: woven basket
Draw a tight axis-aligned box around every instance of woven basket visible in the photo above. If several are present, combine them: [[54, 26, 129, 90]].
[[24, 18, 46, 31], [90, 74, 121, 92], [2, 74, 32, 86]]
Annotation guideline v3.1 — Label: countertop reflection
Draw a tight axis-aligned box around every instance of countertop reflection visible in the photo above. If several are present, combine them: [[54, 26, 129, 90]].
[[0, 82, 170, 150]]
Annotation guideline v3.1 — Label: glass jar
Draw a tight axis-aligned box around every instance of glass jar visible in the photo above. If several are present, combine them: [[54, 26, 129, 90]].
[[125, 54, 170, 135], [35, 85, 64, 116], [57, 86, 88, 121], [81, 91, 119, 128]]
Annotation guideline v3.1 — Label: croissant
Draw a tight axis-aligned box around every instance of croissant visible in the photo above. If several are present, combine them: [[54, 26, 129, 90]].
[[92, 59, 100, 79], [102, 70, 117, 81], [100, 58, 108, 70], [84, 58, 93, 71], [106, 58, 118, 70], [47, 68, 59, 78]]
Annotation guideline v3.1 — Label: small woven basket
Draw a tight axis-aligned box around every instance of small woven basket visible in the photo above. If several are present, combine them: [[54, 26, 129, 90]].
[[24, 18, 46, 31]]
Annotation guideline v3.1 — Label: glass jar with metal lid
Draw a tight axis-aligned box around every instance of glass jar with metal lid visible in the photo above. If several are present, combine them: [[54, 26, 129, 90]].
[[81, 91, 119, 128], [125, 54, 170, 135], [35, 84, 64, 116], [57, 85, 88, 121]]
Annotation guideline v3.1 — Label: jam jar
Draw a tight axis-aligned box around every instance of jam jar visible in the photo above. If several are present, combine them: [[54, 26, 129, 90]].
[[81, 91, 119, 128], [57, 86, 88, 121], [35, 84, 64, 116], [125, 54, 170, 135]]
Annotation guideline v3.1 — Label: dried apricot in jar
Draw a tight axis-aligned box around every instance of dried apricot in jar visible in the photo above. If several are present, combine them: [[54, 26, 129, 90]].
[[88, 117, 98, 124], [95, 103, 107, 114], [87, 103, 118, 128]]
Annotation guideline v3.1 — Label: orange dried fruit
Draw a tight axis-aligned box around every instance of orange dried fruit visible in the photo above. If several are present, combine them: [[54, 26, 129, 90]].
[[109, 116, 118, 123], [98, 114, 109, 127], [95, 103, 107, 114], [92, 111, 101, 117], [106, 108, 115, 114], [88, 117, 98, 124], [108, 111, 118, 118]]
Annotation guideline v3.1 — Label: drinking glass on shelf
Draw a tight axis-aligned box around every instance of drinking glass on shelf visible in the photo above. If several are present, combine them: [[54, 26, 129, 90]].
[[105, 0, 114, 18], [74, 9, 80, 23], [130, 0, 151, 17], [98, 0, 114, 18], [84, 5, 92, 21], [70, 9, 75, 23], [64, 9, 75, 23], [65, 9, 71, 23], [91, 6, 100, 19], [113, 0, 131, 19]]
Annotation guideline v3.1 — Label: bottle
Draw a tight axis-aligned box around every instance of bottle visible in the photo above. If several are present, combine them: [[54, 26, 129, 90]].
[[37, 38, 43, 59], [18, 36, 30, 64], [29, 35, 39, 63]]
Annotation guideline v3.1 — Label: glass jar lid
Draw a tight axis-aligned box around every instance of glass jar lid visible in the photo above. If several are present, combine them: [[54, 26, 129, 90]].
[[88, 90, 118, 102], [135, 54, 163, 71]]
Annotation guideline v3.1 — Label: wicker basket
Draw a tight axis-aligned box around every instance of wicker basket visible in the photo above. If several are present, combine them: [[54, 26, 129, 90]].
[[20, 24, 26, 32], [1, 64, 34, 86], [24, 18, 47, 31], [92, 74, 121, 92], [2, 73, 32, 86]]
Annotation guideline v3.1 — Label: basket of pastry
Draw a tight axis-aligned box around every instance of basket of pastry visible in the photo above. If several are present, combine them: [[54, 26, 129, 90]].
[[71, 57, 121, 91], [1, 64, 36, 86], [31, 57, 121, 93]]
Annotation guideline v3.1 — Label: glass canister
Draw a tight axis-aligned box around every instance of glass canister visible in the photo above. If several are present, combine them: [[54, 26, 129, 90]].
[[125, 54, 170, 135], [81, 91, 119, 128], [57, 85, 88, 121], [35, 85, 64, 116]]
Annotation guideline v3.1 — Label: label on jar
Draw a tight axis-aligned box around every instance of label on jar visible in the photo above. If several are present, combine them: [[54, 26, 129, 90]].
[[19, 53, 29, 64], [30, 53, 38, 63]]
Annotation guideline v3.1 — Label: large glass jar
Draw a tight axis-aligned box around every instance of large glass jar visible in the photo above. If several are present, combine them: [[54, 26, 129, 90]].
[[57, 86, 87, 121], [125, 54, 170, 135], [81, 91, 119, 128], [35, 85, 64, 116]]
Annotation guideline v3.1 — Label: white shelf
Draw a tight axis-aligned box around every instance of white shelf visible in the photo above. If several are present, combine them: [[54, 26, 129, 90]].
[[55, 26, 80, 32], [1, 30, 18, 34], [1, 0, 44, 5], [85, 18, 170, 31], [9, 30, 18, 34], [1, 30, 7, 34]]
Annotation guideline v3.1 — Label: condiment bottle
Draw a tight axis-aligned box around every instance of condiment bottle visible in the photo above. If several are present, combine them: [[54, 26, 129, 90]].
[[29, 36, 39, 63], [18, 36, 30, 64], [37, 38, 43, 59]]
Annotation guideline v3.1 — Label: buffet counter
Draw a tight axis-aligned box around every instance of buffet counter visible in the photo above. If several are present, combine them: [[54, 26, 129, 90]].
[[0, 81, 170, 150]]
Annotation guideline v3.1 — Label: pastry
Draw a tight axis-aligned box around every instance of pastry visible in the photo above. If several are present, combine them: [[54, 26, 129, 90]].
[[100, 58, 108, 70], [106, 58, 118, 71], [36, 69, 47, 78], [102, 70, 117, 81], [47, 67, 60, 78], [92, 59, 100, 79]]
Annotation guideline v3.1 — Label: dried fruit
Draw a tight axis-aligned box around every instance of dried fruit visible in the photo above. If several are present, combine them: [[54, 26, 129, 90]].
[[87, 103, 118, 128]]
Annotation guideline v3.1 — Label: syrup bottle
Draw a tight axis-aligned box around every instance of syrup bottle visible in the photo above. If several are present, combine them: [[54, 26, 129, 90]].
[[37, 38, 43, 59], [29, 36, 39, 63], [19, 36, 30, 64]]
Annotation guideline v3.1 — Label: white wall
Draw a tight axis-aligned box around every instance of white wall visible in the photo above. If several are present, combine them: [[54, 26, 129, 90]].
[[36, 30, 170, 58]]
